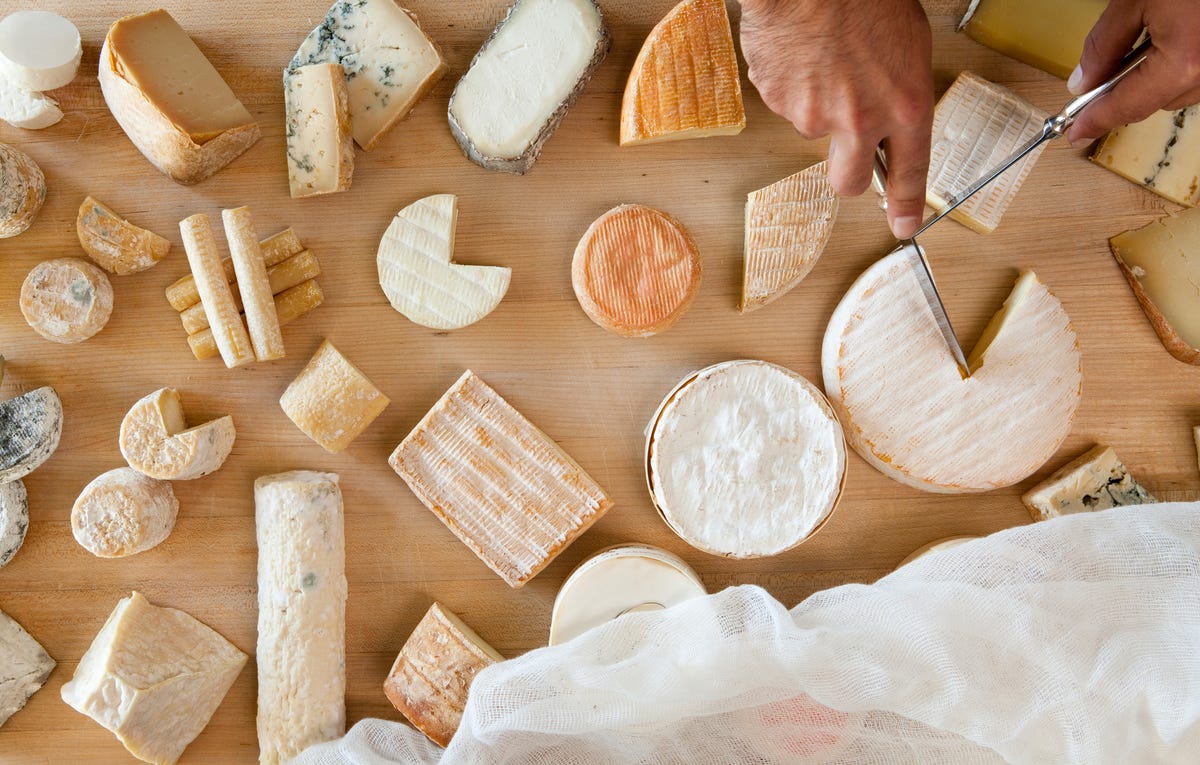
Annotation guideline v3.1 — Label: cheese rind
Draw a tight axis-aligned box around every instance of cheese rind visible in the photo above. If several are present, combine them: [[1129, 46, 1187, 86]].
[[20, 258, 113, 344], [119, 388, 236, 481], [188, 281, 324, 361], [0, 608, 55, 727], [71, 468, 179, 558], [0, 142, 46, 238], [180, 214, 254, 368], [223, 207, 285, 361], [1093, 107, 1200, 208], [166, 228, 303, 312], [0, 11, 81, 91], [897, 536, 980, 567], [959, 0, 1105, 80], [0, 480, 28, 569], [284, 63, 353, 198], [76, 196, 171, 276], [279, 340, 390, 452], [0, 386, 62, 484], [0, 76, 61, 129], [1022, 445, 1156, 521]]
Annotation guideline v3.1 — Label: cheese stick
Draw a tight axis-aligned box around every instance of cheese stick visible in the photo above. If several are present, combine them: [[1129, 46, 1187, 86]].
[[165, 228, 303, 311], [189, 281, 324, 360], [180, 214, 254, 368], [223, 207, 285, 360], [180, 250, 320, 334]]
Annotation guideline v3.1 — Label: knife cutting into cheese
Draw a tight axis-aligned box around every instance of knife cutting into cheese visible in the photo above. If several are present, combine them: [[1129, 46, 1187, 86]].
[[872, 37, 1153, 377]]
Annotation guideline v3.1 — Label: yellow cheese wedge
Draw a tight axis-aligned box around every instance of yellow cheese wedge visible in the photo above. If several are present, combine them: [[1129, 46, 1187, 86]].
[[1093, 107, 1200, 208], [959, 0, 1105, 79]]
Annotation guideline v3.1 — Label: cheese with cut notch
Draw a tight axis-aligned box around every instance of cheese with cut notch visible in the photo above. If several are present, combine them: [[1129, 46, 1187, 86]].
[[285, 63, 353, 198], [224, 207, 285, 361], [0, 11, 81, 91], [742, 162, 838, 312], [383, 602, 504, 748], [822, 244, 1082, 493], [0, 386, 62, 484], [0, 143, 45, 237], [0, 607, 54, 727], [377, 194, 511, 330], [1022, 445, 1155, 521], [390, 370, 614, 588], [928, 72, 1048, 234], [71, 468, 178, 558], [1110, 206, 1200, 365], [181, 214, 254, 368], [0, 76, 61, 129], [61, 591, 247, 765], [20, 258, 113, 344], [180, 250, 320, 334], [448, 0, 610, 174], [1093, 107, 1200, 208], [189, 281, 324, 361], [620, 0, 744, 146], [289, 0, 446, 151], [280, 340, 390, 452], [0, 480, 27, 569], [119, 388, 235, 481], [77, 196, 171, 275], [959, 0, 1105, 80], [255, 471, 346, 765], [166, 228, 304, 311]]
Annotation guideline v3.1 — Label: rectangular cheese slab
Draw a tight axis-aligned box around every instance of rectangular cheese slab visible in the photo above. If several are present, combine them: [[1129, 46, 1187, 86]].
[[285, 63, 353, 198], [1022, 445, 1155, 521], [959, 0, 1105, 79], [0, 609, 54, 727], [1093, 107, 1200, 208]]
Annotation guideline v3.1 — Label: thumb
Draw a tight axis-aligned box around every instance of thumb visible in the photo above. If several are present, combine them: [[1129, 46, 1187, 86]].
[[1070, 0, 1144, 95]]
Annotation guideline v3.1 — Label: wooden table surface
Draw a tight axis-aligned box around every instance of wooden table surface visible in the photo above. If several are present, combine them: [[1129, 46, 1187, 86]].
[[2, 1, 1197, 762]]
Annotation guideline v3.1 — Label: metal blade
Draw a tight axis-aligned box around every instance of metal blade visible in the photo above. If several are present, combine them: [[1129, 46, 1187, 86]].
[[904, 242, 970, 376]]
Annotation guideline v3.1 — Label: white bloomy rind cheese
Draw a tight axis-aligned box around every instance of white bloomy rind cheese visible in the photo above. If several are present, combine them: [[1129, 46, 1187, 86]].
[[377, 194, 512, 330], [255, 471, 346, 765], [1093, 107, 1200, 208], [448, 0, 610, 174], [0, 386, 63, 484], [648, 360, 845, 558], [284, 63, 353, 198], [119, 388, 236, 481], [822, 244, 1082, 493], [0, 480, 28, 569], [1022, 444, 1156, 522], [71, 468, 179, 559], [0, 76, 61, 130], [0, 11, 80, 91], [0, 608, 55, 727]]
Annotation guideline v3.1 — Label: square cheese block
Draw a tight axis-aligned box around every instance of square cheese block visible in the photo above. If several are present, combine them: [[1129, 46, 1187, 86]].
[[60, 591, 247, 765], [390, 370, 614, 587], [0, 608, 55, 727], [383, 602, 504, 747], [1022, 445, 1156, 522], [280, 340, 391, 452], [959, 0, 1105, 79], [1092, 107, 1200, 208]]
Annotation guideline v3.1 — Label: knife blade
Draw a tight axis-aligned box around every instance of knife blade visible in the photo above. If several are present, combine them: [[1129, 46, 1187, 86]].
[[903, 241, 969, 375]]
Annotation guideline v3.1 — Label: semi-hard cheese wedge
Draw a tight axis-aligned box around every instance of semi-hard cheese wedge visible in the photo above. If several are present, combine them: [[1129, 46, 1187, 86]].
[[280, 340, 390, 452], [189, 281, 324, 361], [572, 204, 702, 337], [620, 0, 744, 146], [377, 194, 511, 330], [1022, 445, 1155, 522], [1110, 207, 1200, 365], [959, 0, 1105, 79], [20, 258, 113, 344], [0, 11, 80, 91], [0, 143, 45, 238], [0, 480, 28, 569], [289, 0, 446, 151], [383, 602, 504, 748], [448, 0, 609, 174], [255, 471, 346, 765], [0, 608, 54, 727], [223, 207, 285, 361], [928, 72, 1049, 234], [0, 77, 62, 129], [1093, 107, 1200, 208], [166, 228, 304, 311], [71, 468, 179, 558], [742, 162, 839, 312], [0, 386, 62, 484], [284, 63, 353, 198], [61, 591, 247, 765], [76, 196, 171, 276], [390, 370, 614, 588], [647, 361, 846, 558], [180, 250, 320, 335], [98, 10, 260, 185], [180, 214, 254, 368], [822, 244, 1082, 493], [120, 388, 235, 481]]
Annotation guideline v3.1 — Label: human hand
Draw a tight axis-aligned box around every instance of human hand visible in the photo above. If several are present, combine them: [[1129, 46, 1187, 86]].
[[739, 0, 934, 239], [1067, 0, 1200, 144]]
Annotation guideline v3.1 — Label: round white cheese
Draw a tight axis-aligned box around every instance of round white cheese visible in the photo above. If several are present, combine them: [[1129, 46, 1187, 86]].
[[71, 468, 178, 558], [648, 360, 846, 558], [0, 11, 81, 92]]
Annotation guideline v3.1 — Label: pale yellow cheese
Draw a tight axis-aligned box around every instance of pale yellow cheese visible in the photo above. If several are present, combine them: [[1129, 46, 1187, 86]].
[[223, 207, 285, 361], [76, 196, 171, 276], [1093, 107, 1200, 208], [19, 258, 113, 344], [959, 0, 1105, 79], [180, 250, 320, 335], [188, 281, 324, 361], [279, 340, 390, 452], [285, 63, 353, 198], [1022, 445, 1156, 521], [70, 468, 178, 558], [166, 228, 304, 312], [180, 214, 254, 369]]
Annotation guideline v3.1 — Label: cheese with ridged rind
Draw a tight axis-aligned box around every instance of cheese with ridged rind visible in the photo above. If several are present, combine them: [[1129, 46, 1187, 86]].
[[0, 386, 62, 484], [180, 213, 254, 368], [0, 480, 28, 569], [71, 468, 179, 558], [280, 340, 390, 452], [166, 228, 303, 312], [0, 607, 54, 726], [119, 388, 235, 481], [223, 206, 285, 362], [20, 258, 114, 344], [1022, 445, 1155, 522], [1093, 107, 1200, 208], [76, 196, 171, 276]]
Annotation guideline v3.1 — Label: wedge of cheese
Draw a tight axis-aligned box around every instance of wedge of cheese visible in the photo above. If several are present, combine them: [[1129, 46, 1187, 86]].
[[927, 72, 1048, 234], [98, 10, 260, 185], [119, 388, 235, 481], [0, 386, 62, 484], [284, 63, 353, 198], [0, 11, 80, 91], [1110, 207, 1200, 365], [448, 0, 609, 174], [76, 196, 171, 276], [1022, 445, 1155, 521], [280, 340, 390, 452], [19, 258, 114, 344], [0, 480, 27, 569], [1093, 107, 1200, 208], [959, 0, 1105, 79], [390, 370, 614, 588], [897, 536, 980, 567], [0, 608, 54, 727], [71, 468, 179, 558], [620, 0, 744, 146], [742, 162, 839, 312], [289, 0, 446, 151], [0, 142, 45, 238], [0, 75, 61, 130], [822, 244, 1082, 493], [61, 592, 247, 765], [383, 602, 504, 748]]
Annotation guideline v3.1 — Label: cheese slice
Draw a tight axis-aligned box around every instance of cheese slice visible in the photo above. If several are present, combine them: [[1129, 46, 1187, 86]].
[[0, 386, 62, 484], [76, 196, 171, 276], [0, 143, 45, 238], [1022, 445, 1156, 521], [1093, 107, 1200, 208], [19, 258, 113, 344], [180, 214, 254, 368], [279, 340, 390, 452], [822, 244, 1082, 493], [389, 370, 614, 588], [927, 72, 1049, 234], [0, 608, 54, 727], [284, 63, 353, 198], [648, 361, 846, 557], [180, 250, 320, 334], [383, 602, 504, 748], [897, 536, 980, 567], [377, 194, 511, 330], [289, 0, 446, 151], [0, 10, 81, 91], [1110, 206, 1200, 365], [71, 468, 179, 558], [166, 228, 304, 312], [448, 0, 610, 174], [742, 162, 839, 312], [959, 0, 1105, 79], [119, 388, 236, 481], [620, 0, 745, 146], [0, 76, 61, 130], [255, 471, 346, 765], [0, 480, 27, 569], [188, 281, 324, 361], [61, 591, 247, 765]]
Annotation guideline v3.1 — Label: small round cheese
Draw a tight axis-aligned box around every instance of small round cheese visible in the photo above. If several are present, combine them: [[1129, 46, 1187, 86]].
[[20, 258, 114, 344], [648, 360, 846, 558], [71, 468, 178, 558], [0, 479, 28, 569], [0, 386, 63, 484], [0, 142, 46, 238], [0, 11, 81, 91], [120, 388, 235, 481]]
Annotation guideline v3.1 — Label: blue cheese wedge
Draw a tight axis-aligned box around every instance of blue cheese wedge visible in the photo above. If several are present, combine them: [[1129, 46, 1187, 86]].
[[0, 480, 28, 569], [284, 63, 353, 198], [1093, 107, 1200, 208], [0, 607, 54, 727], [0, 386, 62, 484], [1022, 445, 1155, 521]]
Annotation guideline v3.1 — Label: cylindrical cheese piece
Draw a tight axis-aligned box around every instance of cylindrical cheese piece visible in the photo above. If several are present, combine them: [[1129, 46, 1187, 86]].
[[0, 11, 81, 91], [71, 468, 179, 558], [20, 258, 114, 344], [165, 228, 303, 311], [188, 280, 324, 361], [180, 250, 320, 334], [0, 143, 46, 238], [255, 471, 346, 765], [180, 214, 254, 368], [223, 207, 285, 361]]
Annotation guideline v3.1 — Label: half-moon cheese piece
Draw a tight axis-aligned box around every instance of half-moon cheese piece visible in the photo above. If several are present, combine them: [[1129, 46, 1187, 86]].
[[822, 244, 1082, 493]]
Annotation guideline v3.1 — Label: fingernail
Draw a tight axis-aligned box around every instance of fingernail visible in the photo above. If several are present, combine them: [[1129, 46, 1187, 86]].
[[1067, 64, 1084, 95], [892, 216, 920, 239]]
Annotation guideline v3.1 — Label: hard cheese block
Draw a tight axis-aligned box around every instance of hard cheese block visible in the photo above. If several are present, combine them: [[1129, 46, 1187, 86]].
[[390, 370, 614, 588], [0, 385, 62, 484], [959, 0, 1105, 79], [279, 340, 390, 452], [1022, 445, 1155, 521], [0, 608, 54, 727], [822, 244, 1082, 493], [1093, 107, 1200, 208], [284, 63, 353, 198], [60, 591, 247, 765]]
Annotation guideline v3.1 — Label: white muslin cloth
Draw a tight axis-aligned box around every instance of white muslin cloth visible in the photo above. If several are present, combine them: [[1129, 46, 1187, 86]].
[[291, 503, 1200, 764]]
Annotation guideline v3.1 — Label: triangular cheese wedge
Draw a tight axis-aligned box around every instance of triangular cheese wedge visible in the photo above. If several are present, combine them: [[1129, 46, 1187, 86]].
[[376, 194, 512, 330], [620, 0, 745, 146], [742, 162, 839, 312]]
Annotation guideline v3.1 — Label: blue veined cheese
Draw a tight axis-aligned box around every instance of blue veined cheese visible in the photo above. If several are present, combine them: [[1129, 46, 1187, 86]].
[[1093, 107, 1200, 208], [284, 63, 354, 198], [254, 471, 346, 765], [0, 607, 54, 727], [19, 258, 114, 344], [0, 480, 28, 569], [0, 386, 62, 484], [287, 0, 446, 151], [1022, 445, 1156, 522]]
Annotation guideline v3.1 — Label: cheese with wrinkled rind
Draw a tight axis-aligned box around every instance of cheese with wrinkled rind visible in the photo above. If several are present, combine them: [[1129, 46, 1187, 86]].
[[0, 386, 62, 484], [71, 468, 179, 558], [279, 340, 390, 452]]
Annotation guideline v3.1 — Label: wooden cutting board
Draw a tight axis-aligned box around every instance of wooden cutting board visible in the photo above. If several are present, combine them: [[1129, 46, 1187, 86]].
[[2, 1, 1197, 761]]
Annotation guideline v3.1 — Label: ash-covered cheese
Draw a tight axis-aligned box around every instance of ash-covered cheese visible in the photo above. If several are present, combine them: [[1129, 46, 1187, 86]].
[[1022, 445, 1155, 521], [0, 142, 45, 236], [0, 607, 54, 727], [0, 386, 62, 484], [0, 480, 28, 569]]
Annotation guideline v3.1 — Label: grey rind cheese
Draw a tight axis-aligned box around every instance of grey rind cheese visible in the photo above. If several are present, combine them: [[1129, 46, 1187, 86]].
[[447, 0, 610, 174], [0, 608, 55, 727], [1022, 445, 1156, 522], [0, 386, 62, 484], [0, 479, 28, 569]]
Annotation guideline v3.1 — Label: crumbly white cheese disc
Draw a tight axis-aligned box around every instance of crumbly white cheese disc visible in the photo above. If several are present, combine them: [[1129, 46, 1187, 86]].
[[20, 258, 114, 344], [0, 11, 82, 92]]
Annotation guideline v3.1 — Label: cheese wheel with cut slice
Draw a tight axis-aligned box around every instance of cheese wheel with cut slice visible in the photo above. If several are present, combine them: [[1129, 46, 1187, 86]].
[[119, 388, 235, 481], [20, 258, 113, 344], [822, 244, 1082, 493], [572, 204, 701, 337], [71, 468, 179, 558]]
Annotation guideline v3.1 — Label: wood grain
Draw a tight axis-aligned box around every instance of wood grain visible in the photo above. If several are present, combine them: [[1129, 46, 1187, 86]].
[[1, 1, 1197, 762]]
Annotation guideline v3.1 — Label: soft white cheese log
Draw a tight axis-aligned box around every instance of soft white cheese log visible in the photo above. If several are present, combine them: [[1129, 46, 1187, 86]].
[[255, 471, 346, 765], [0, 11, 81, 91]]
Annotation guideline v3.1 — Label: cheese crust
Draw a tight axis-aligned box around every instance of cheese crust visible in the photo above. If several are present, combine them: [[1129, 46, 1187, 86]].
[[0, 142, 45, 238], [19, 258, 113, 344], [279, 340, 390, 452]]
